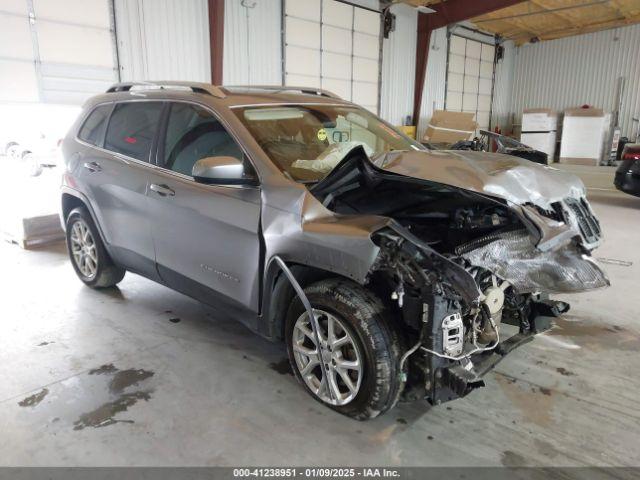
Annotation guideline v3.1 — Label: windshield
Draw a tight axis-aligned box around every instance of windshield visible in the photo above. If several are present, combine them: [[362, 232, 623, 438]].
[[232, 104, 424, 182]]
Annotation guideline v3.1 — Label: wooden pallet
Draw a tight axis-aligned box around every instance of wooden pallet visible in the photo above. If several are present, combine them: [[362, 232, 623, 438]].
[[1, 213, 65, 249]]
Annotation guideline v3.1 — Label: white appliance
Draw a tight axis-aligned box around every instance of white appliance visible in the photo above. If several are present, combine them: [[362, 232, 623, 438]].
[[560, 108, 609, 165], [520, 109, 557, 163]]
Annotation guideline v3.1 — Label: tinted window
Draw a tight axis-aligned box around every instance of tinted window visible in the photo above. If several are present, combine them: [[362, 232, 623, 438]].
[[78, 104, 111, 146], [104, 102, 163, 161], [162, 103, 244, 176]]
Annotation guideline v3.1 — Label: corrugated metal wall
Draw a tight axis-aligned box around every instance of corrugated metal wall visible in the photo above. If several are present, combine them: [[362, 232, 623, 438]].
[[417, 26, 447, 139], [380, 3, 416, 126], [512, 24, 640, 138], [114, 0, 210, 82], [223, 0, 282, 86], [492, 40, 516, 132]]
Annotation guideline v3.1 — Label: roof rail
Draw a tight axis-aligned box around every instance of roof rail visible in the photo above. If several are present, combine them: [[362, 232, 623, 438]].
[[223, 85, 341, 100], [105, 81, 226, 99]]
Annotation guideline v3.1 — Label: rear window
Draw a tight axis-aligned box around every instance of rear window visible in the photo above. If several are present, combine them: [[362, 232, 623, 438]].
[[78, 104, 112, 146], [104, 102, 163, 162]]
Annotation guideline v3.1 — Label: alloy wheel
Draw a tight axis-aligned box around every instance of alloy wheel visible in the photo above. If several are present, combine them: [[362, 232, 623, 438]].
[[292, 309, 363, 406], [70, 220, 98, 279]]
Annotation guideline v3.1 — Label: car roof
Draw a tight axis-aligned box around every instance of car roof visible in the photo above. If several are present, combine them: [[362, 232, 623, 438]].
[[86, 82, 351, 110]]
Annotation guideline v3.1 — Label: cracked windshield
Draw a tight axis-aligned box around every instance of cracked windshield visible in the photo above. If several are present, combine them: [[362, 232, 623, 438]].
[[234, 105, 424, 182]]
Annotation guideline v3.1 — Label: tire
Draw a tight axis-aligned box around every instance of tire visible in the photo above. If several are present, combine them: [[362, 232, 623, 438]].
[[3, 141, 18, 156], [7, 143, 20, 159], [65, 207, 125, 288], [285, 278, 404, 420]]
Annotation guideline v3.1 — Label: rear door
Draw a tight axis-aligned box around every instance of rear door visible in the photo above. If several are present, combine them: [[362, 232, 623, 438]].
[[77, 100, 163, 279], [146, 102, 262, 315]]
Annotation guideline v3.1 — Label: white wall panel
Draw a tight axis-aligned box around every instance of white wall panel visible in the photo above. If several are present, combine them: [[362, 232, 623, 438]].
[[322, 25, 352, 54], [491, 40, 515, 132], [380, 4, 418, 125], [323, 52, 351, 79], [37, 22, 113, 67], [286, 0, 320, 21], [323, 0, 352, 28], [115, 0, 210, 82], [511, 24, 640, 138], [417, 26, 447, 139], [0, 59, 39, 103], [223, 0, 282, 86], [0, 14, 33, 59], [353, 8, 379, 35], [2, 0, 28, 14], [35, 0, 110, 26]]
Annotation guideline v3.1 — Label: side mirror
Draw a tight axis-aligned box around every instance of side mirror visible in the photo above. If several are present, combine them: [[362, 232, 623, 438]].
[[192, 156, 258, 186]]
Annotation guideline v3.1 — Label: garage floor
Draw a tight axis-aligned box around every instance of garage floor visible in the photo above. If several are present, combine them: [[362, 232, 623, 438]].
[[0, 188, 639, 467]]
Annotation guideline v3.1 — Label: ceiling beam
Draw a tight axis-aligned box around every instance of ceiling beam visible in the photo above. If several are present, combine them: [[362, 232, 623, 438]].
[[528, 0, 581, 27], [474, 0, 610, 24], [412, 0, 527, 125], [478, 14, 547, 37], [509, 12, 640, 44], [607, 0, 634, 20]]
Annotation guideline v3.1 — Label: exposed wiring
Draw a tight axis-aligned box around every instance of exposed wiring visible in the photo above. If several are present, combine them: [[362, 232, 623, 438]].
[[419, 317, 501, 361]]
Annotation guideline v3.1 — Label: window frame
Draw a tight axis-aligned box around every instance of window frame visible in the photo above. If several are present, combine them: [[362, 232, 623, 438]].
[[153, 100, 260, 186], [102, 100, 165, 164], [77, 102, 115, 148], [75, 98, 261, 188]]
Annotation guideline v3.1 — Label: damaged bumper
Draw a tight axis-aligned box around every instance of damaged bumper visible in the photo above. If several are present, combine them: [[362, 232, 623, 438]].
[[461, 229, 609, 294]]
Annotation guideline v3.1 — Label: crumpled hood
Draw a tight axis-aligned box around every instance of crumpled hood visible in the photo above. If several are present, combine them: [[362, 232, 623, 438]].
[[378, 150, 586, 209]]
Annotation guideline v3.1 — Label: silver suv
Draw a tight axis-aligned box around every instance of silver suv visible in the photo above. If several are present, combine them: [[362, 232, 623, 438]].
[[61, 82, 608, 419]]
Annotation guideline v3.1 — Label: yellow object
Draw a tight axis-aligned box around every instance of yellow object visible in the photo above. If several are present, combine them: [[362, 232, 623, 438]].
[[398, 125, 416, 139], [317, 129, 327, 141]]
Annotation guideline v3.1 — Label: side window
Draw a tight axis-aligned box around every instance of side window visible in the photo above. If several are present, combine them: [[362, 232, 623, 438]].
[[162, 103, 244, 177], [104, 102, 163, 162], [78, 104, 111, 146]]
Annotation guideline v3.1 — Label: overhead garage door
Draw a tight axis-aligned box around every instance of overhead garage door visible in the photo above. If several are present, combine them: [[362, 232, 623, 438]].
[[445, 34, 496, 133], [0, 0, 118, 105], [284, 0, 381, 113]]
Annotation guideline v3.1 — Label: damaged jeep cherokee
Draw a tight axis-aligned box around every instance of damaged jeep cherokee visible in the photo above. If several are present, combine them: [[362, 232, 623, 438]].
[[61, 82, 609, 420]]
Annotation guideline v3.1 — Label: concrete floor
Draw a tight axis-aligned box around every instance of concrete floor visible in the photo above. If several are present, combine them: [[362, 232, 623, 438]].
[[1, 187, 639, 467]]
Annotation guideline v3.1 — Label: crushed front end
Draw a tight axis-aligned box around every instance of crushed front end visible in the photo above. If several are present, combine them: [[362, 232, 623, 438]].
[[309, 148, 609, 405], [368, 194, 608, 405]]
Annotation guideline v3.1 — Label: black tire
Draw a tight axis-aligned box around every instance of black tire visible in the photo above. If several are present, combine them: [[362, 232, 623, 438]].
[[285, 278, 404, 420], [65, 207, 125, 288]]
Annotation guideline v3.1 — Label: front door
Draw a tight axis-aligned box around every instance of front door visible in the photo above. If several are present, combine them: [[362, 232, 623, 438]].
[[146, 102, 262, 316]]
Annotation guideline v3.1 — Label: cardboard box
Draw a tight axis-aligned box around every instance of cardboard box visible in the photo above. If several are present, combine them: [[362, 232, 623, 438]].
[[559, 107, 608, 166], [522, 108, 558, 132], [398, 125, 416, 139], [423, 110, 477, 144]]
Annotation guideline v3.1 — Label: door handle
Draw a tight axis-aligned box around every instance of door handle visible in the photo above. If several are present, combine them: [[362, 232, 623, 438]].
[[149, 183, 175, 197], [83, 161, 102, 172]]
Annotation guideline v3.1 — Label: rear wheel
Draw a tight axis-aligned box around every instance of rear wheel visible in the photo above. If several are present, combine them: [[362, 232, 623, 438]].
[[285, 278, 404, 420], [66, 207, 125, 288]]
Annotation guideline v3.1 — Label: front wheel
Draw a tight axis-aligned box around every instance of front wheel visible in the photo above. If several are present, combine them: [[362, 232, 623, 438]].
[[285, 278, 404, 420], [66, 207, 125, 288]]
